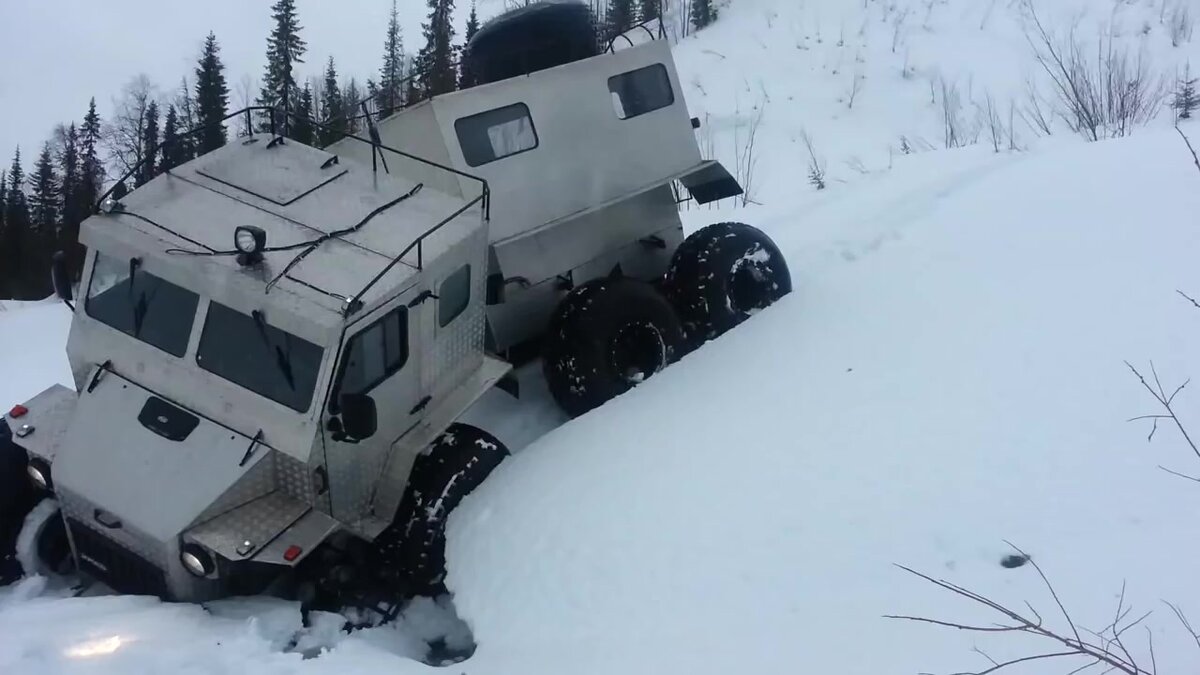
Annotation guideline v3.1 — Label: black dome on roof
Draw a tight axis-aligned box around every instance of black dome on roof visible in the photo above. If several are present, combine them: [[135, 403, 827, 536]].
[[461, 1, 600, 88]]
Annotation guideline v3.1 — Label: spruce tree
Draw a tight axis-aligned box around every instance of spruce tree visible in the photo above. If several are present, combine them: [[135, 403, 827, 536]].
[[459, 0, 482, 89], [29, 143, 58, 234], [4, 149, 31, 298], [639, 0, 660, 24], [319, 57, 347, 146], [343, 78, 364, 135], [160, 105, 186, 172], [174, 78, 199, 161], [465, 0, 480, 42], [55, 123, 86, 272], [195, 33, 230, 153], [257, 0, 308, 135], [0, 170, 6, 236], [55, 125, 80, 240], [134, 101, 160, 187], [292, 84, 315, 145], [608, 0, 635, 40], [27, 143, 58, 296], [1175, 64, 1198, 120], [416, 0, 458, 101], [80, 98, 103, 206], [0, 170, 7, 295], [691, 0, 716, 31], [378, 0, 406, 115]]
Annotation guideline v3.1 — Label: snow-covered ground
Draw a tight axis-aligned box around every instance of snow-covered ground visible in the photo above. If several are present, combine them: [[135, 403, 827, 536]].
[[6, 0, 1200, 673]]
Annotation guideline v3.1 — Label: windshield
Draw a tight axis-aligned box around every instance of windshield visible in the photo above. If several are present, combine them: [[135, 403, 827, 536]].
[[85, 252, 199, 357], [195, 302, 324, 413]]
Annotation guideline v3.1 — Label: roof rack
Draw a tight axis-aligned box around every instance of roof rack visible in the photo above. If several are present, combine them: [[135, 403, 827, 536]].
[[94, 105, 490, 317]]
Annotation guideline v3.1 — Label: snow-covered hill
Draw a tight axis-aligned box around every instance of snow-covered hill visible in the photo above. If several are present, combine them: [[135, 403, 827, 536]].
[[5, 1, 1200, 673]]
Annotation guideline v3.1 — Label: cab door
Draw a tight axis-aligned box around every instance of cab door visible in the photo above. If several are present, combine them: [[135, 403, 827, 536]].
[[322, 284, 430, 523]]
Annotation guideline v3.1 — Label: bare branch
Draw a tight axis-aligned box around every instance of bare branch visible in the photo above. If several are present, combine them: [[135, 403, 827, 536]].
[[1178, 126, 1200, 177], [1126, 361, 1200, 462], [1158, 465, 1200, 482]]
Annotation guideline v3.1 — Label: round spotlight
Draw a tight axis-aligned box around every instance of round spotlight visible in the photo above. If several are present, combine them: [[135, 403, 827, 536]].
[[27, 457, 52, 492], [99, 197, 120, 214], [234, 226, 266, 254], [180, 543, 216, 578]]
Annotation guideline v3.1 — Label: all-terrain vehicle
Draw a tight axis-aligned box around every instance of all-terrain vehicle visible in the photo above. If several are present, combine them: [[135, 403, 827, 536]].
[[0, 1, 791, 615]]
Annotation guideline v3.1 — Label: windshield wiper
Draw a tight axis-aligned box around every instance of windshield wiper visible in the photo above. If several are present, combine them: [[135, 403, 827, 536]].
[[251, 310, 297, 391]]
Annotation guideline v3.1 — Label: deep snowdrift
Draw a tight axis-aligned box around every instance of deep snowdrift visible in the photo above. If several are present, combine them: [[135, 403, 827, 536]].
[[4, 124, 1200, 675], [5, 0, 1200, 673], [444, 126, 1200, 675]]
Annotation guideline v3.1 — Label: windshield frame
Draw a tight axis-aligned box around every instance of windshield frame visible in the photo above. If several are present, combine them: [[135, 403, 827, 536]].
[[83, 251, 200, 358], [194, 301, 328, 414]]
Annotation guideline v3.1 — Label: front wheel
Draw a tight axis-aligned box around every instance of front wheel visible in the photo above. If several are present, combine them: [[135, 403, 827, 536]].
[[383, 424, 510, 594], [664, 221, 792, 349]]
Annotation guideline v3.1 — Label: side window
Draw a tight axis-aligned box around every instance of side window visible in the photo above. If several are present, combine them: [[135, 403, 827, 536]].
[[609, 64, 675, 120], [439, 265, 471, 328], [338, 306, 409, 397], [455, 103, 538, 167]]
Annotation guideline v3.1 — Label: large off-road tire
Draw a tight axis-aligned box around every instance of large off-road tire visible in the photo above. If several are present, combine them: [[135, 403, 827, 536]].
[[378, 424, 510, 595], [542, 277, 686, 418], [663, 222, 792, 349]]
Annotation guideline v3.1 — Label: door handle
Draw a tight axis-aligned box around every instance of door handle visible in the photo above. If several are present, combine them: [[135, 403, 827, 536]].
[[410, 396, 432, 415], [93, 509, 123, 529]]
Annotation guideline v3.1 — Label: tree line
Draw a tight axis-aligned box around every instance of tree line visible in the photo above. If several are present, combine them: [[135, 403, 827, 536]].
[[0, 0, 723, 301]]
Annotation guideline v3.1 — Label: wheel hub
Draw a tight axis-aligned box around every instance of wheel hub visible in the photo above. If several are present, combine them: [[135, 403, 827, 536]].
[[608, 321, 666, 384], [728, 256, 774, 315]]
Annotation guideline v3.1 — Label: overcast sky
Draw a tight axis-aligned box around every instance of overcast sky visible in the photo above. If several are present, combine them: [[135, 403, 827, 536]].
[[0, 0, 502, 172]]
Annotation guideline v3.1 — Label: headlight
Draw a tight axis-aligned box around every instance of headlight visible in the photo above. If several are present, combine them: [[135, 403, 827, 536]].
[[27, 457, 51, 491], [180, 543, 216, 578], [234, 226, 266, 254]]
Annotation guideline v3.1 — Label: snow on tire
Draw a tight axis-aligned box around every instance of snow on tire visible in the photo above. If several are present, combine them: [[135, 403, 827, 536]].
[[377, 423, 510, 594], [664, 222, 792, 349], [541, 277, 685, 418]]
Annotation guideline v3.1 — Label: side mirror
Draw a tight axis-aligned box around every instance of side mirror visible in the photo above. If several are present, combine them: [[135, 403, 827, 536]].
[[340, 393, 378, 440], [50, 251, 74, 306]]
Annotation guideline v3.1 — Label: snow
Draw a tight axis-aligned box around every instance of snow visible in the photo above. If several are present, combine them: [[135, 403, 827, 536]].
[[6, 0, 1200, 673]]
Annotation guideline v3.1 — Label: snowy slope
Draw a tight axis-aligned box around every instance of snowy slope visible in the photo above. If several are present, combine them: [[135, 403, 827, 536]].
[[673, 0, 1200, 205], [5, 0, 1200, 673]]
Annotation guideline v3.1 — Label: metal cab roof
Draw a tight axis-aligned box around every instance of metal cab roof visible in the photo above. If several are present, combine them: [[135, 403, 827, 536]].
[[80, 133, 485, 340]]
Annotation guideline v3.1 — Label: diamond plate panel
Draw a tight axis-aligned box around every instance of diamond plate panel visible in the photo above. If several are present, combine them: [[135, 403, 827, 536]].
[[327, 434, 393, 526], [189, 451, 275, 528], [185, 491, 308, 561], [428, 252, 488, 396], [275, 451, 316, 505]]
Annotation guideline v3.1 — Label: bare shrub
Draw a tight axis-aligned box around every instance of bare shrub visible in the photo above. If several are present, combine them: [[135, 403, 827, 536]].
[[892, 8, 911, 53], [940, 77, 966, 148], [846, 68, 864, 109], [1169, 2, 1194, 47], [887, 549, 1168, 675], [801, 130, 826, 190], [1023, 1, 1169, 141], [976, 93, 1004, 152], [733, 98, 765, 207], [1021, 79, 1055, 136]]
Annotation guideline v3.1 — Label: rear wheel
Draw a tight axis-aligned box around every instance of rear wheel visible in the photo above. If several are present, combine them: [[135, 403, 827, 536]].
[[542, 277, 685, 418], [664, 222, 792, 349]]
